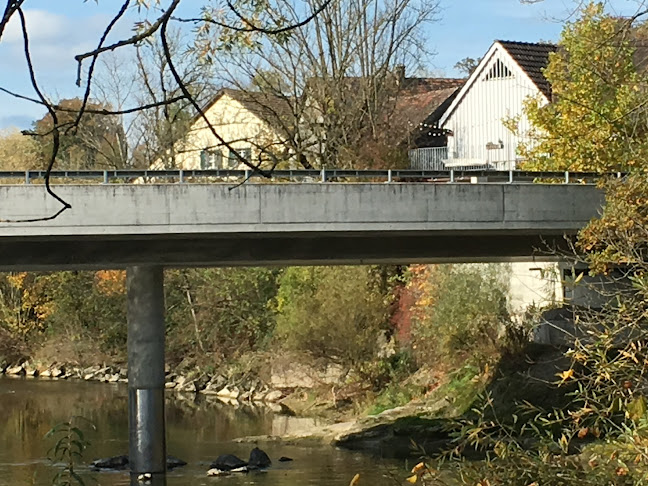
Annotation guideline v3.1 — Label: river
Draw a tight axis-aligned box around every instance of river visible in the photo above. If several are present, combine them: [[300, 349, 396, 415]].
[[0, 377, 408, 485]]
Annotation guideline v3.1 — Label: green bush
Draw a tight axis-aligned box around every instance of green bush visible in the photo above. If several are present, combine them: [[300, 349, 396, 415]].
[[165, 267, 279, 366], [274, 266, 391, 373], [411, 264, 511, 365]]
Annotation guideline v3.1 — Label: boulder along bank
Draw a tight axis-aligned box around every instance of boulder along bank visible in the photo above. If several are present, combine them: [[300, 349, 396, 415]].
[[0, 360, 287, 407]]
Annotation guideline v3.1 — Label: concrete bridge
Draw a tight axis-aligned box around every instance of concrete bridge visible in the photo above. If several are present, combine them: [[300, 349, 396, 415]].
[[0, 173, 607, 484], [0, 181, 604, 270]]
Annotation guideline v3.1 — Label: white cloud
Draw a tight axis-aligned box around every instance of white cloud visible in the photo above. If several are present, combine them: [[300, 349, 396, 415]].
[[0, 7, 135, 128], [2, 9, 70, 45]]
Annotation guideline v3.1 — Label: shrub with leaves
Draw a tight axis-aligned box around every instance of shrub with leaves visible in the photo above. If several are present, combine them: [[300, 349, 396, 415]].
[[407, 264, 511, 366], [274, 266, 393, 375]]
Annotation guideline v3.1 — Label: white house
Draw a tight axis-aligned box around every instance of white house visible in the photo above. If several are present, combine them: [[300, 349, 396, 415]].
[[440, 40, 556, 170], [437, 42, 567, 320]]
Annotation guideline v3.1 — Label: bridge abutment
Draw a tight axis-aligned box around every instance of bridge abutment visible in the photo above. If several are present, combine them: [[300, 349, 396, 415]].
[[127, 266, 166, 483]]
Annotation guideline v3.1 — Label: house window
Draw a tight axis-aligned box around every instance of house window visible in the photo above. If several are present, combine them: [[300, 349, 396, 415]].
[[483, 59, 513, 81], [227, 148, 252, 168], [200, 149, 223, 169]]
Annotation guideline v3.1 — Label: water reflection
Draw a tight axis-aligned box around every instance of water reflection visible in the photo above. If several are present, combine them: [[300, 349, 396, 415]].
[[0, 377, 405, 485]]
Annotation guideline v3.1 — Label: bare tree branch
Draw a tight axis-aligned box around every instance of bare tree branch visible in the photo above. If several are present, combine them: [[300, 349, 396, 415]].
[[0, 7, 71, 223], [0, 0, 25, 42], [170, 0, 333, 34], [0, 87, 186, 117], [74, 0, 182, 66], [70, 0, 131, 136]]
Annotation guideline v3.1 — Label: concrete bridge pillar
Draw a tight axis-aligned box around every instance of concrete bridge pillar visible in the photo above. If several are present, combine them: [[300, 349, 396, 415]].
[[127, 266, 166, 483]]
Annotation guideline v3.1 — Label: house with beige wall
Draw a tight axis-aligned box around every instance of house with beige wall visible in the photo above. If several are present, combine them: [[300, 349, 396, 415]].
[[173, 88, 296, 170]]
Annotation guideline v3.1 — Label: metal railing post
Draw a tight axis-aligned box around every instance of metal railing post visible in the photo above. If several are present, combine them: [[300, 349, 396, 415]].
[[103, 171, 109, 184], [564, 171, 570, 184], [509, 170, 514, 184], [387, 169, 392, 183], [24, 171, 30, 184], [321, 168, 326, 182], [244, 169, 250, 182], [179, 170, 184, 184], [450, 169, 455, 183]]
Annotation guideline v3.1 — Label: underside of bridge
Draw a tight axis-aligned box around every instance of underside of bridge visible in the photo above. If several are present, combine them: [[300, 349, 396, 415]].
[[0, 231, 574, 271]]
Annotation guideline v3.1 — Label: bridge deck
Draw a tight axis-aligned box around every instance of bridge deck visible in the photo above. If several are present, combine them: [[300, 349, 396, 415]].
[[0, 182, 604, 269]]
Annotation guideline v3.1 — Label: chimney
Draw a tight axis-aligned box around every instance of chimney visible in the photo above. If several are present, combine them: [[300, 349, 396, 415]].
[[394, 64, 406, 86]]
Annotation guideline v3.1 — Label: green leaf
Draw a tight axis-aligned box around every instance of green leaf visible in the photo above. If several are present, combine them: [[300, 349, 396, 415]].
[[627, 395, 647, 422]]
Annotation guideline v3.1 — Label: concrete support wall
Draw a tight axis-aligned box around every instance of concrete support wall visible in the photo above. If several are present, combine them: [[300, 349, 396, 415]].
[[127, 266, 166, 479], [508, 261, 562, 317]]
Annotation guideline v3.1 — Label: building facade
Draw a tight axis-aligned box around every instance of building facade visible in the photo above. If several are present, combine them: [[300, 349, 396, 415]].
[[439, 41, 556, 170]]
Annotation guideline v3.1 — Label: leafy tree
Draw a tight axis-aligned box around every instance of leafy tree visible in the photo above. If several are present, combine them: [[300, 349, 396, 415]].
[[0, 272, 51, 339], [454, 57, 480, 76], [515, 2, 648, 172], [0, 128, 44, 170], [32, 98, 128, 170]]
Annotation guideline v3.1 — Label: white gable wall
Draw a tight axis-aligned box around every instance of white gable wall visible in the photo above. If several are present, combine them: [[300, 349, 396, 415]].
[[441, 43, 547, 170]]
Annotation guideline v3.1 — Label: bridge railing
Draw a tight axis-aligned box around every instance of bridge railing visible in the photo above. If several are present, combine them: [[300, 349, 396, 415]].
[[0, 169, 627, 185]]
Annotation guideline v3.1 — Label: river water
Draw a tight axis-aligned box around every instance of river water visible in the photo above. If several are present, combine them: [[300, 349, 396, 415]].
[[0, 377, 408, 486]]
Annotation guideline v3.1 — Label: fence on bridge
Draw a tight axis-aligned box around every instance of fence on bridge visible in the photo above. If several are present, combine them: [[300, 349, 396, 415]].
[[0, 169, 624, 185]]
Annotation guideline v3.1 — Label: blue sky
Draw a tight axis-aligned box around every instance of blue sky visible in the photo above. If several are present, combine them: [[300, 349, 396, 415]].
[[0, 0, 642, 129]]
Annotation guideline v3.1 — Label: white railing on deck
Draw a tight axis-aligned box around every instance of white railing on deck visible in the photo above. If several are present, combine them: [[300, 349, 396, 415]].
[[408, 147, 448, 171], [0, 169, 623, 185], [409, 147, 522, 172]]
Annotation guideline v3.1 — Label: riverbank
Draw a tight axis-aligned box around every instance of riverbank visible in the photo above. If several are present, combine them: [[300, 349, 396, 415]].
[[0, 359, 288, 407], [1, 341, 581, 464], [229, 344, 574, 454]]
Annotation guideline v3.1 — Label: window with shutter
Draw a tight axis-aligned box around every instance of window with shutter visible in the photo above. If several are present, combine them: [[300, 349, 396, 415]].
[[200, 149, 223, 169], [228, 148, 251, 168]]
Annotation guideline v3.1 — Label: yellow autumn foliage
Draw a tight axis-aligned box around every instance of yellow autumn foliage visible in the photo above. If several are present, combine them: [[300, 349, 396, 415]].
[[514, 3, 648, 172]]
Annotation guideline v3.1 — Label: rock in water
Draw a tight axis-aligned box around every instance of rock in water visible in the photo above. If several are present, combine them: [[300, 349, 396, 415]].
[[278, 456, 294, 462], [248, 447, 272, 469], [209, 454, 248, 471], [166, 455, 187, 470], [91, 455, 129, 470]]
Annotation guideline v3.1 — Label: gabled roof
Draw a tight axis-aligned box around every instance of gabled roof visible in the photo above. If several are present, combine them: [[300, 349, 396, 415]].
[[399, 77, 465, 94], [497, 40, 556, 98], [393, 86, 462, 147], [439, 40, 556, 126], [194, 88, 296, 130], [393, 86, 462, 130]]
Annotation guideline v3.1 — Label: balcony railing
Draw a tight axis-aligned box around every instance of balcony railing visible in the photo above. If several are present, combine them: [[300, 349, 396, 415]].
[[409, 147, 519, 171], [408, 147, 448, 170]]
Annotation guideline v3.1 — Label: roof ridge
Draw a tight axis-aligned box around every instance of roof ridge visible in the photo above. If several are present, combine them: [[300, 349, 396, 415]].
[[496, 39, 557, 47]]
